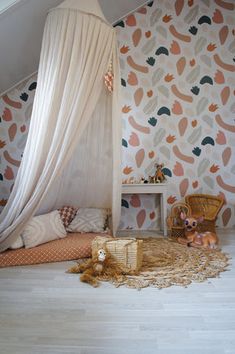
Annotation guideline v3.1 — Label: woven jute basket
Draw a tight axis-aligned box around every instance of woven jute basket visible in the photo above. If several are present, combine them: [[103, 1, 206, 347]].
[[92, 236, 143, 271], [167, 202, 191, 238], [185, 194, 224, 233]]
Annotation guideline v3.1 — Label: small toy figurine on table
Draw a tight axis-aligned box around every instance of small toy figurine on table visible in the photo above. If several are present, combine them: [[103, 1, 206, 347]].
[[149, 163, 166, 183]]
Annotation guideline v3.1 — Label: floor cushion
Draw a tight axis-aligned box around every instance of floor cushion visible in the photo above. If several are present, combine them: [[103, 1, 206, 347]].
[[0, 233, 105, 268]]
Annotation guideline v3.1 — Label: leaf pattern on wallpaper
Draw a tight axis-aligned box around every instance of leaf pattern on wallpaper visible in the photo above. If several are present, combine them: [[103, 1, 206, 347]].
[[196, 97, 209, 115], [222, 147, 232, 166], [216, 175, 235, 193], [152, 68, 164, 85], [157, 86, 170, 98], [127, 56, 149, 73], [155, 26, 168, 38], [2, 95, 22, 109], [132, 28, 142, 47], [122, 199, 129, 208], [136, 209, 146, 228], [171, 84, 193, 102], [176, 57, 186, 75], [184, 5, 199, 23], [150, 8, 162, 25], [143, 97, 158, 114], [215, 114, 235, 132], [127, 71, 138, 86], [213, 54, 235, 72], [142, 37, 156, 55], [173, 145, 194, 164], [172, 100, 183, 115], [216, 130, 226, 145], [129, 132, 140, 146], [203, 176, 214, 189], [122, 138, 128, 148], [197, 159, 210, 177], [212, 8, 224, 23], [157, 106, 171, 116], [128, 116, 150, 134], [200, 76, 213, 85], [134, 88, 144, 106], [186, 66, 200, 83], [194, 37, 207, 55], [2, 108, 12, 121], [200, 55, 212, 68], [222, 208, 232, 226], [179, 178, 189, 197], [201, 137, 215, 146], [221, 86, 230, 105], [175, 0, 184, 16], [4, 166, 14, 180], [153, 128, 166, 146], [202, 115, 214, 128], [214, 70, 225, 84], [169, 25, 191, 42], [159, 146, 171, 160], [170, 40, 181, 54], [126, 15, 137, 26], [173, 162, 184, 176], [130, 194, 141, 208], [3, 151, 21, 167], [219, 26, 229, 45], [135, 149, 145, 168], [8, 124, 17, 142], [178, 117, 188, 136]]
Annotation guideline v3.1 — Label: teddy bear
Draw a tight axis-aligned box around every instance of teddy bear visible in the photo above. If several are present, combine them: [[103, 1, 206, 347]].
[[67, 248, 133, 287]]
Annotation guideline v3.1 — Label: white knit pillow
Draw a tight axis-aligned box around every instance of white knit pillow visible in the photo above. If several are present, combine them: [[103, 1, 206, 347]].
[[67, 208, 108, 233], [21, 210, 67, 249], [10, 235, 24, 249]]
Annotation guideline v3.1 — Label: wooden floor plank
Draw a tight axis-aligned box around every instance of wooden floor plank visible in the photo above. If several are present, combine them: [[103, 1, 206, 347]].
[[0, 229, 234, 354]]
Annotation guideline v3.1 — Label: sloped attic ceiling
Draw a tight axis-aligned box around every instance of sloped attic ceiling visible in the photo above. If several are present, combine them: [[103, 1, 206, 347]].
[[0, 0, 147, 95]]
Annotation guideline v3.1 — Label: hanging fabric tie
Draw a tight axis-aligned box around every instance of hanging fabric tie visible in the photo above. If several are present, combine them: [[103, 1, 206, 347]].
[[104, 57, 113, 93]]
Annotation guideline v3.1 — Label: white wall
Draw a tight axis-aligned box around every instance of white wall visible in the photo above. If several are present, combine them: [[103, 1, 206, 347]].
[[0, 0, 147, 95]]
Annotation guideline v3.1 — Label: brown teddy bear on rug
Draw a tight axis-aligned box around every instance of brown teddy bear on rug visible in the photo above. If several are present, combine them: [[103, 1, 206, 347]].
[[67, 248, 134, 287]]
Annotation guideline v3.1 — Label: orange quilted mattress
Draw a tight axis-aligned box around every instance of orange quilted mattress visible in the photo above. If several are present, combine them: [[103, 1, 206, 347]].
[[0, 233, 104, 268]]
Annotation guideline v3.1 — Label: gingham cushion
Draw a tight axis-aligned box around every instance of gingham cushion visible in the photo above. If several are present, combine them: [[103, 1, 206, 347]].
[[0, 233, 103, 268], [58, 206, 78, 228]]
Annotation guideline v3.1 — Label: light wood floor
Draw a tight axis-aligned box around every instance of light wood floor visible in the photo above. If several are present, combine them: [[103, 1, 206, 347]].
[[0, 229, 234, 354]]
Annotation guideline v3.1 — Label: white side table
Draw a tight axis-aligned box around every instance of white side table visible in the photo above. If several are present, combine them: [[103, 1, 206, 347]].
[[121, 183, 168, 236]]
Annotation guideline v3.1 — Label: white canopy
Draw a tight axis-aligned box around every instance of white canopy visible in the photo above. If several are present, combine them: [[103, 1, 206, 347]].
[[0, 0, 122, 252]]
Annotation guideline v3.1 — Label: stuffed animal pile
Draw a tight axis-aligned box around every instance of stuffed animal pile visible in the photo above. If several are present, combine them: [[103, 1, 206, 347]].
[[67, 248, 136, 287]]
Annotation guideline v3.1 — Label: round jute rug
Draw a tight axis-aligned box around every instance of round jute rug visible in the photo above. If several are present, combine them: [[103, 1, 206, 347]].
[[94, 237, 230, 289]]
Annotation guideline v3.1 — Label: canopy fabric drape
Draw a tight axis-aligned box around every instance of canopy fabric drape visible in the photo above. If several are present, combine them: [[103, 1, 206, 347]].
[[0, 6, 122, 252]]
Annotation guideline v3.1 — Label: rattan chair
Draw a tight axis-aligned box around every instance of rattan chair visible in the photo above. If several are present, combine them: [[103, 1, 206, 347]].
[[167, 202, 191, 238], [185, 194, 224, 233]]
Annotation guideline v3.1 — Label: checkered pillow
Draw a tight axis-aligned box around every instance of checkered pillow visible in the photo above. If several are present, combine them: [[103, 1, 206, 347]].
[[58, 206, 78, 228]]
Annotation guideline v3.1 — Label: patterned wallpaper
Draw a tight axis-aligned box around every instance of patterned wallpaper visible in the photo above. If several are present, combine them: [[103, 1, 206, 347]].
[[0, 0, 234, 231], [117, 0, 235, 229], [0, 75, 37, 209]]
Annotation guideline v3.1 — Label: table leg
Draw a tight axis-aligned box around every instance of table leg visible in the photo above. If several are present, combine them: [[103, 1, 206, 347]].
[[160, 192, 167, 237]]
